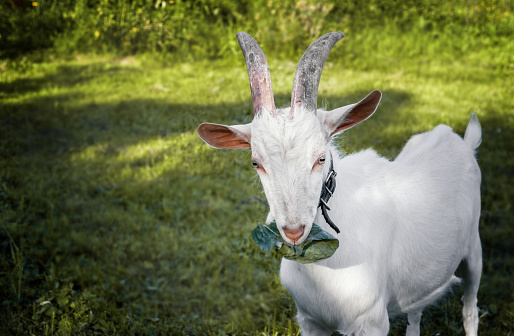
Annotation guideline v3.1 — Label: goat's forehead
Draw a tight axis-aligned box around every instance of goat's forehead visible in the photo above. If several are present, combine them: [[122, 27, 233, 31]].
[[250, 109, 326, 159]]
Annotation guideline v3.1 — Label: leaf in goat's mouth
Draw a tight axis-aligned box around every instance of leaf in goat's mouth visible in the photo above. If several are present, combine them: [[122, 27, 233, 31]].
[[251, 221, 339, 264]]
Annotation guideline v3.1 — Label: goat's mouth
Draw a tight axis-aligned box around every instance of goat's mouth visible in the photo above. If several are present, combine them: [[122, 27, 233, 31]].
[[282, 225, 307, 245]]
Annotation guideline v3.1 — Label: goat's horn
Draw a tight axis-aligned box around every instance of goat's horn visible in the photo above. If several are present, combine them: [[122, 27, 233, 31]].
[[290, 32, 344, 117], [236, 32, 276, 117]]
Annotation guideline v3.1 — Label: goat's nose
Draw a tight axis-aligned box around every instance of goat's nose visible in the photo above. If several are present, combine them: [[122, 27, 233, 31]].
[[283, 225, 305, 242]]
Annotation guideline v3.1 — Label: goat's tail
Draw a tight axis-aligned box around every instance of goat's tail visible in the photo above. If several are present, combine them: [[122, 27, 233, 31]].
[[464, 113, 482, 153]]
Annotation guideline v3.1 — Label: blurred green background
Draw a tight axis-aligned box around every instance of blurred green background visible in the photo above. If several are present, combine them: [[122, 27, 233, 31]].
[[1, 0, 513, 335], [1, 0, 512, 65]]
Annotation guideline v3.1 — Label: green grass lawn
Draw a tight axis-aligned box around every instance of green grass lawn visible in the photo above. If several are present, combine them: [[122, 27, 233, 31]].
[[0, 50, 513, 335]]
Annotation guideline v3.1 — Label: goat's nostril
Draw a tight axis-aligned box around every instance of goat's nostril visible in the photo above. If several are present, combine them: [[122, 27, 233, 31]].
[[283, 225, 305, 241]]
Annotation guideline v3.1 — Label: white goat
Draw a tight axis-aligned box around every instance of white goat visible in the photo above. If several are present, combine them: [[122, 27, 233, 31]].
[[198, 32, 482, 336]]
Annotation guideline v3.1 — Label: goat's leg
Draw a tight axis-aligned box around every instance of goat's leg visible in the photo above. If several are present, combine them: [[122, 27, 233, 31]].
[[405, 310, 422, 336], [299, 325, 331, 336], [297, 314, 331, 336], [461, 234, 482, 336], [357, 322, 389, 336], [354, 308, 390, 336]]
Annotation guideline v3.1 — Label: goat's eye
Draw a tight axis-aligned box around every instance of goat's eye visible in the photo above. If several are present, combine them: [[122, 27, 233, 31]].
[[252, 159, 260, 168], [318, 154, 326, 165]]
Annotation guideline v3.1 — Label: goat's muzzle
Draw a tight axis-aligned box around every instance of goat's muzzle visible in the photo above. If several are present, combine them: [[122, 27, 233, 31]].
[[283, 225, 306, 245]]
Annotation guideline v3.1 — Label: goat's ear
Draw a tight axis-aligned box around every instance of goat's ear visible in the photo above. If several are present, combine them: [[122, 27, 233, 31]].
[[197, 123, 251, 149], [323, 90, 382, 137]]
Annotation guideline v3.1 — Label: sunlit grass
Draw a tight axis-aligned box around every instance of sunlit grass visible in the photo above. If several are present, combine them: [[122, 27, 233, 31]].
[[0, 50, 513, 335]]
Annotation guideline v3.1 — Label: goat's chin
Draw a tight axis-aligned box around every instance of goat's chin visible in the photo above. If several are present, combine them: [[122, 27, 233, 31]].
[[281, 235, 307, 246], [292, 235, 308, 246]]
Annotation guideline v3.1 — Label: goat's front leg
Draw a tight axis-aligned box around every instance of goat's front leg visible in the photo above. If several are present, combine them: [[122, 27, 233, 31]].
[[406, 310, 422, 336], [297, 314, 332, 336], [357, 314, 390, 336], [347, 305, 389, 336]]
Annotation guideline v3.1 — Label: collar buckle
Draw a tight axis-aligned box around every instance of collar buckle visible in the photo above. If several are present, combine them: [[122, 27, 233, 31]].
[[318, 152, 340, 234]]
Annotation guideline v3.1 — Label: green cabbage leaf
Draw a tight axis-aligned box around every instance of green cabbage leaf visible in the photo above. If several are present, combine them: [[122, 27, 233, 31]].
[[251, 221, 339, 264]]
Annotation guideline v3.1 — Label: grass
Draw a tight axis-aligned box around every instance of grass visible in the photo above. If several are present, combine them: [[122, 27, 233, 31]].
[[0, 41, 513, 335]]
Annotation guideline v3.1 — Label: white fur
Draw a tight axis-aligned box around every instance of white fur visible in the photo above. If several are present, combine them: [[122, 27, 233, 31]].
[[199, 104, 482, 335]]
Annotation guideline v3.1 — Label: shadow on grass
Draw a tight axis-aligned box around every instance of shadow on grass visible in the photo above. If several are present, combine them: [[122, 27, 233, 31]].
[[0, 64, 100, 96]]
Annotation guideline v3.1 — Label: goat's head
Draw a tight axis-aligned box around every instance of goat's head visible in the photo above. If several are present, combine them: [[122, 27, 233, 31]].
[[198, 32, 381, 245]]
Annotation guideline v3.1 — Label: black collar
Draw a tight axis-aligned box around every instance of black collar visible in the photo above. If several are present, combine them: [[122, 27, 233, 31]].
[[318, 152, 340, 234]]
